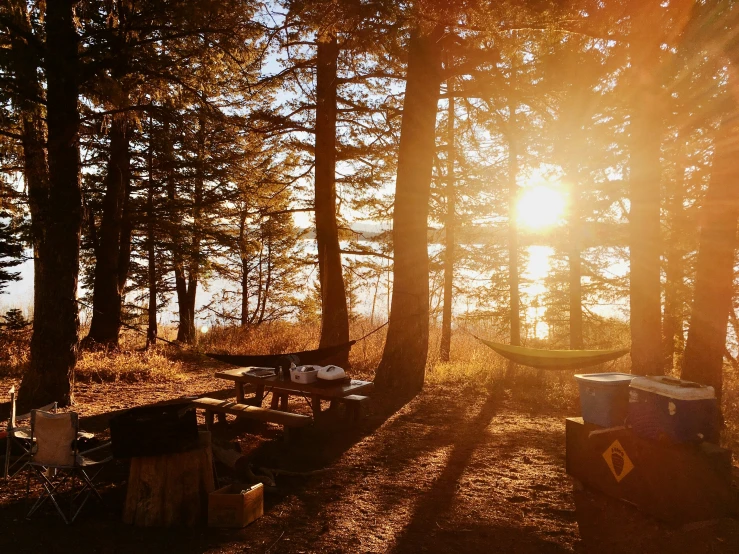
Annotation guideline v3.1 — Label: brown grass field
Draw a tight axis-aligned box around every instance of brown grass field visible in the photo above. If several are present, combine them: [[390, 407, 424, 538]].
[[1, 321, 738, 553]]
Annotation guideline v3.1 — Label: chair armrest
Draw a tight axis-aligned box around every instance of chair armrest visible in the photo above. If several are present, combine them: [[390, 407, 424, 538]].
[[79, 441, 112, 456]]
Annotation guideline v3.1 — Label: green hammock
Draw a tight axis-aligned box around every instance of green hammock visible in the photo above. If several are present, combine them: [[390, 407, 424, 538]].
[[473, 335, 630, 370]]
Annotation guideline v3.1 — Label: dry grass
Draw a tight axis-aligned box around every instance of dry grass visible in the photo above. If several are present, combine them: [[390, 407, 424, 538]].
[[0, 330, 31, 376], [198, 319, 387, 381], [74, 348, 185, 384], [2, 318, 739, 451]]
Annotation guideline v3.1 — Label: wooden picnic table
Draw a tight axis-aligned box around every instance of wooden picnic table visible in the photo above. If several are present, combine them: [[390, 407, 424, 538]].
[[214, 367, 374, 422]]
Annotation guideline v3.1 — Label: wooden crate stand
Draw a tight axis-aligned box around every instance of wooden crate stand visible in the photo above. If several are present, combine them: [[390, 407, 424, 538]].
[[208, 483, 264, 528]]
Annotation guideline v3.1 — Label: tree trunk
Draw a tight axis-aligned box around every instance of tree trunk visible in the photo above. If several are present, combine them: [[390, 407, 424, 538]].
[[174, 268, 194, 343], [86, 116, 131, 346], [681, 112, 739, 401], [175, 118, 205, 343], [315, 34, 350, 366], [162, 111, 194, 344], [629, 7, 664, 376], [118, 176, 133, 291], [662, 137, 688, 372], [146, 122, 157, 348], [375, 27, 443, 399], [506, 111, 521, 382], [258, 228, 273, 324], [7, 0, 50, 348], [569, 182, 584, 350], [20, 0, 81, 408], [440, 71, 455, 363], [241, 261, 250, 326], [239, 211, 250, 327]]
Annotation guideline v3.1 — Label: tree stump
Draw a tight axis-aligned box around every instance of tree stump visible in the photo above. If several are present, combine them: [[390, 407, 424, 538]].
[[123, 431, 215, 526]]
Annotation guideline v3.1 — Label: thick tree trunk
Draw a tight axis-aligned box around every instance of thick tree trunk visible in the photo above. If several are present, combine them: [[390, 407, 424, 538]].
[[629, 7, 664, 376], [20, 0, 81, 408], [315, 35, 350, 366], [506, 117, 521, 382], [440, 75, 455, 363], [375, 27, 443, 399], [569, 183, 584, 350], [681, 112, 739, 401], [86, 116, 131, 346]]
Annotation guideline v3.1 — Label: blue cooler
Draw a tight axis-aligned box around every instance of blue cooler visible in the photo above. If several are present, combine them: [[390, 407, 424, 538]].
[[628, 376, 719, 443], [574, 373, 635, 428]]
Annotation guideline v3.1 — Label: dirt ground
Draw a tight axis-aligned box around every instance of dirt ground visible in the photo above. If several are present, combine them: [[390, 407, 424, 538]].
[[1, 362, 739, 554]]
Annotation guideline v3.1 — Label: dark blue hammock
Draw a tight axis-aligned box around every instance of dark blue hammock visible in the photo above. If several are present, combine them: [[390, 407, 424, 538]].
[[206, 340, 356, 369]]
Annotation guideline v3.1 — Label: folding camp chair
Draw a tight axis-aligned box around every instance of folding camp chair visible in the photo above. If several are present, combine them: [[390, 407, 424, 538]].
[[25, 410, 111, 524], [3, 386, 57, 480]]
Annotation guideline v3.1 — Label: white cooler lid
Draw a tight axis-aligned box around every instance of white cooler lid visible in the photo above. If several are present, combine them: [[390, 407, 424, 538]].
[[574, 372, 635, 384], [629, 376, 715, 400]]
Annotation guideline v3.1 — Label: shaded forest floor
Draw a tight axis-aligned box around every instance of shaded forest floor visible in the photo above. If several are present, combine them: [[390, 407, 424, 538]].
[[1, 354, 739, 554]]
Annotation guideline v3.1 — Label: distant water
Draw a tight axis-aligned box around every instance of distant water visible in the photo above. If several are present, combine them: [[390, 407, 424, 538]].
[[0, 258, 218, 326], [1, 258, 33, 313], [1, 243, 627, 337]]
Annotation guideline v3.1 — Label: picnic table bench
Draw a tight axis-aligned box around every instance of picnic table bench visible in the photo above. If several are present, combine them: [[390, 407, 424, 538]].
[[191, 397, 311, 438]]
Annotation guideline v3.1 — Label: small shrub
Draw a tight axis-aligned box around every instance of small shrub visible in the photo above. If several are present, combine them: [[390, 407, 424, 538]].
[[1, 308, 30, 331]]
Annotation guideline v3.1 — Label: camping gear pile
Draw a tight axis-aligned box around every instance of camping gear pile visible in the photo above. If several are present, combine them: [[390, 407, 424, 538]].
[[574, 373, 719, 442], [567, 373, 733, 523], [289, 364, 347, 385]]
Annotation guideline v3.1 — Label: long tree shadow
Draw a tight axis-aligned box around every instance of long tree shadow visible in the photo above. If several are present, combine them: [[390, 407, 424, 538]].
[[2, 383, 536, 554], [224, 385, 459, 479], [388, 388, 570, 554]]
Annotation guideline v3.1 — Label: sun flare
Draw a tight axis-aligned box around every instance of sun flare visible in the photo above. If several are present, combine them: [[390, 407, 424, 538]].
[[516, 186, 566, 230]]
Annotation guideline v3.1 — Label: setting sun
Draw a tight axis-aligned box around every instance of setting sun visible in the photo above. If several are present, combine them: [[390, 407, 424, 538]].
[[516, 186, 566, 230]]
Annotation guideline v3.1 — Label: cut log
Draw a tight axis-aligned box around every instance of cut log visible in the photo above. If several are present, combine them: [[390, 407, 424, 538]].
[[123, 431, 215, 527]]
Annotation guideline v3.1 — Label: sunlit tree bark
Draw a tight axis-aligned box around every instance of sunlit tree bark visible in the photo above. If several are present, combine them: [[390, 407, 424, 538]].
[[568, 182, 583, 350], [662, 136, 689, 372], [315, 33, 350, 365], [628, 4, 664, 375], [506, 100, 520, 382], [440, 69, 455, 363], [375, 26, 443, 399], [682, 108, 739, 400]]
